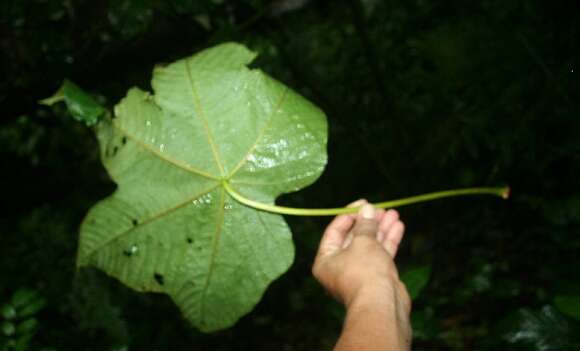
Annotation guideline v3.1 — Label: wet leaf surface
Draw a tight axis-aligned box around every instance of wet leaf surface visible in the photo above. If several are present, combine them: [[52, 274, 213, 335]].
[[77, 43, 328, 331]]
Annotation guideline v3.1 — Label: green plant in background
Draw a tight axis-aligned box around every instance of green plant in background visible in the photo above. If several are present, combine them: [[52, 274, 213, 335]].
[[400, 265, 431, 300], [0, 288, 46, 351], [42, 42, 508, 332], [39, 80, 107, 126], [498, 306, 580, 351], [554, 295, 580, 320]]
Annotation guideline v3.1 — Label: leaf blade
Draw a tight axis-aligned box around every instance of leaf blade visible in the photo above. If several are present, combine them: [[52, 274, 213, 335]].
[[77, 42, 328, 331]]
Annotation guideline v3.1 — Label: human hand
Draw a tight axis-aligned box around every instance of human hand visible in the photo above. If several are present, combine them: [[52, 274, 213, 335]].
[[312, 200, 410, 309], [313, 200, 412, 350]]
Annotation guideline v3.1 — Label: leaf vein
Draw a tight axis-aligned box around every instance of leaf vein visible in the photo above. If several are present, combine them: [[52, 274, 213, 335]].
[[230, 179, 296, 186], [200, 186, 226, 324], [184, 61, 225, 176], [113, 122, 218, 180], [86, 183, 220, 260], [227, 87, 289, 179]]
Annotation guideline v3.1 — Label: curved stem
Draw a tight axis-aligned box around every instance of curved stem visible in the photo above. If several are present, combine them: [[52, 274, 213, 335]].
[[223, 182, 509, 216]]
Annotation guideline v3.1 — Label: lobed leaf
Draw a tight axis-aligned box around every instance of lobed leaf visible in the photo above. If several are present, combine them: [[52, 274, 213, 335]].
[[77, 42, 328, 331]]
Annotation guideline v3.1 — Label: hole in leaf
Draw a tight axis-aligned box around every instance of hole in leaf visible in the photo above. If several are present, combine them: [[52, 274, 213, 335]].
[[154, 273, 165, 285], [132, 219, 138, 226], [121, 136, 127, 145], [186, 238, 193, 244]]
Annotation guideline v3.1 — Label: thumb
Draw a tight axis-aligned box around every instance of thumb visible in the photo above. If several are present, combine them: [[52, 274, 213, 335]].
[[351, 204, 379, 238]]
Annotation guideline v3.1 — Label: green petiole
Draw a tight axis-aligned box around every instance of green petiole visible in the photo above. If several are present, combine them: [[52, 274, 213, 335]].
[[223, 181, 510, 216]]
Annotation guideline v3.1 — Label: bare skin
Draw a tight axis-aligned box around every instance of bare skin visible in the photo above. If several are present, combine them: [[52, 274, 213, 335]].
[[312, 200, 412, 351]]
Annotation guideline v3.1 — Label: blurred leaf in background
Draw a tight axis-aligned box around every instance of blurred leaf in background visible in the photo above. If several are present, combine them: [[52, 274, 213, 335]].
[[554, 295, 580, 320], [40, 79, 106, 126], [401, 265, 431, 300], [0, 288, 46, 351], [499, 306, 580, 351]]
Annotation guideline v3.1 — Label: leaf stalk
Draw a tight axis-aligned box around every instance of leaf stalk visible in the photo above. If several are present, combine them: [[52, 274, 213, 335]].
[[223, 182, 509, 216]]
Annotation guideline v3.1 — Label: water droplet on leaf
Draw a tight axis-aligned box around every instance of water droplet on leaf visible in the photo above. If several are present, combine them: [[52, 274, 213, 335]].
[[123, 244, 138, 257]]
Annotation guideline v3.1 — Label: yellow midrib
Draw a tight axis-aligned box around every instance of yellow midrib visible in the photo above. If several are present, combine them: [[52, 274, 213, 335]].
[[227, 87, 289, 178], [184, 61, 225, 177], [112, 122, 219, 180], [200, 186, 226, 324], [82, 183, 220, 262]]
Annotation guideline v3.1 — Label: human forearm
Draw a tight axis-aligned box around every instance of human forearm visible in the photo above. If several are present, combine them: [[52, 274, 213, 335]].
[[335, 285, 411, 351], [313, 204, 411, 351]]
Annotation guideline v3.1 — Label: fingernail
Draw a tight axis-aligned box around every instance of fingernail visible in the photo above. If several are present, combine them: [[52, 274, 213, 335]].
[[360, 204, 375, 219]]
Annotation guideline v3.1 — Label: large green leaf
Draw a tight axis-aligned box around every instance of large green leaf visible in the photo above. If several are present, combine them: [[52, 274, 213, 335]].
[[77, 43, 328, 331]]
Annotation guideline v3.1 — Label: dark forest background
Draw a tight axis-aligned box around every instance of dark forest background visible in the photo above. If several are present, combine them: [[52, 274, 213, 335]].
[[1, 0, 580, 350]]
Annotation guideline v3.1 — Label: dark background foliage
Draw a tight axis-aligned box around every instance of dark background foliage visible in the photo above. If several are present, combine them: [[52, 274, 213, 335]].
[[1, 0, 580, 350]]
